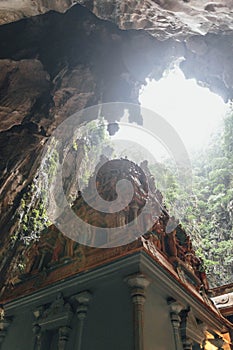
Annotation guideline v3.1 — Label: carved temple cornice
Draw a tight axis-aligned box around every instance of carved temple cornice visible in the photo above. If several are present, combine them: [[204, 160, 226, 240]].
[[1, 251, 232, 349]]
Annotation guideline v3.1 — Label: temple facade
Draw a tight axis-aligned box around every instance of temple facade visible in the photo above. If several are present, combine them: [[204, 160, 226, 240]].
[[0, 158, 232, 350]]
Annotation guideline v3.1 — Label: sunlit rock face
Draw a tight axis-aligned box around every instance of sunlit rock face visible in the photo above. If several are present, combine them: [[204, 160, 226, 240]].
[[181, 32, 233, 100], [79, 0, 233, 38], [0, 0, 74, 25]]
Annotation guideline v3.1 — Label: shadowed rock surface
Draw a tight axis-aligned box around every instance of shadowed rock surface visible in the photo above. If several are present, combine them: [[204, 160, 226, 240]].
[[1, 2, 233, 288], [1, 0, 233, 38]]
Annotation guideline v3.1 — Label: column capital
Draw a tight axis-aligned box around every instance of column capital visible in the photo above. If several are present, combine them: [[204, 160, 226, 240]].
[[167, 298, 185, 314], [72, 291, 92, 305], [72, 290, 92, 320], [125, 273, 150, 290], [58, 326, 71, 340]]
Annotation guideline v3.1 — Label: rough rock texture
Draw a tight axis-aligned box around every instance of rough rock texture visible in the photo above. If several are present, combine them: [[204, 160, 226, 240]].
[[0, 5, 180, 281], [79, 0, 233, 38], [1, 2, 233, 288], [181, 32, 233, 100], [0, 0, 74, 25], [0, 59, 50, 132], [1, 0, 233, 39]]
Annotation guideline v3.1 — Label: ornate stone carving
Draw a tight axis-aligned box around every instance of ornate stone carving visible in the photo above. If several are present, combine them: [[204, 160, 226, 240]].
[[33, 292, 73, 330], [33, 292, 74, 350], [180, 308, 207, 349], [1, 158, 210, 301]]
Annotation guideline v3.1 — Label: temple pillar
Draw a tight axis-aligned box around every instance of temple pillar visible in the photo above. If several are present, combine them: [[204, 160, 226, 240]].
[[0, 317, 11, 350], [182, 338, 193, 350], [167, 299, 185, 350], [72, 291, 92, 350], [32, 324, 42, 350], [180, 308, 193, 350], [125, 273, 150, 350], [58, 326, 72, 350]]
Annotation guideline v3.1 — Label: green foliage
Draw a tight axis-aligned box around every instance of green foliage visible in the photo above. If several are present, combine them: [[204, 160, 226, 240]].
[[149, 162, 181, 211], [72, 140, 78, 151], [75, 118, 112, 188], [18, 184, 49, 242], [43, 147, 59, 185], [150, 105, 233, 287], [11, 146, 59, 245], [185, 107, 233, 286]]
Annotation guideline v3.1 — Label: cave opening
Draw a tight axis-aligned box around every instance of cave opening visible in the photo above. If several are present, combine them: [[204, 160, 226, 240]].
[[139, 63, 228, 154], [135, 62, 232, 287]]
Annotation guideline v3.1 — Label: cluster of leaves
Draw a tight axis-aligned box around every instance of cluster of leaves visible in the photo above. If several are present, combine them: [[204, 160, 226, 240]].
[[18, 188, 48, 243], [14, 118, 109, 248], [13, 148, 59, 245], [151, 107, 233, 287], [188, 108, 233, 286], [74, 118, 112, 189], [12, 110, 232, 287]]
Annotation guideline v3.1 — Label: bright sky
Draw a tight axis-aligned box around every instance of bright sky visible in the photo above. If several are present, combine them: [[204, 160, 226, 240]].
[[139, 66, 228, 153]]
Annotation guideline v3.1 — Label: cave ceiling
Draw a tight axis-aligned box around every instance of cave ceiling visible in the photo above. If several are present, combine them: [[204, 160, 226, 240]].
[[0, 0, 233, 271], [1, 0, 233, 38]]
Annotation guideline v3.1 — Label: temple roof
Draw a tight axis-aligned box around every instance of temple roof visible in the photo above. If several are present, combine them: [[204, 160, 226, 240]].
[[0, 157, 232, 338], [0, 158, 216, 306], [211, 283, 233, 321]]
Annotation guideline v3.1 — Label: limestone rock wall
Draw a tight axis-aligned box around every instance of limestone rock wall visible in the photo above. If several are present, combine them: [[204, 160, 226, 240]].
[[78, 0, 233, 38], [0, 3, 233, 242], [1, 0, 233, 39], [0, 5, 179, 282], [0, 0, 74, 25], [1, 2, 233, 289]]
